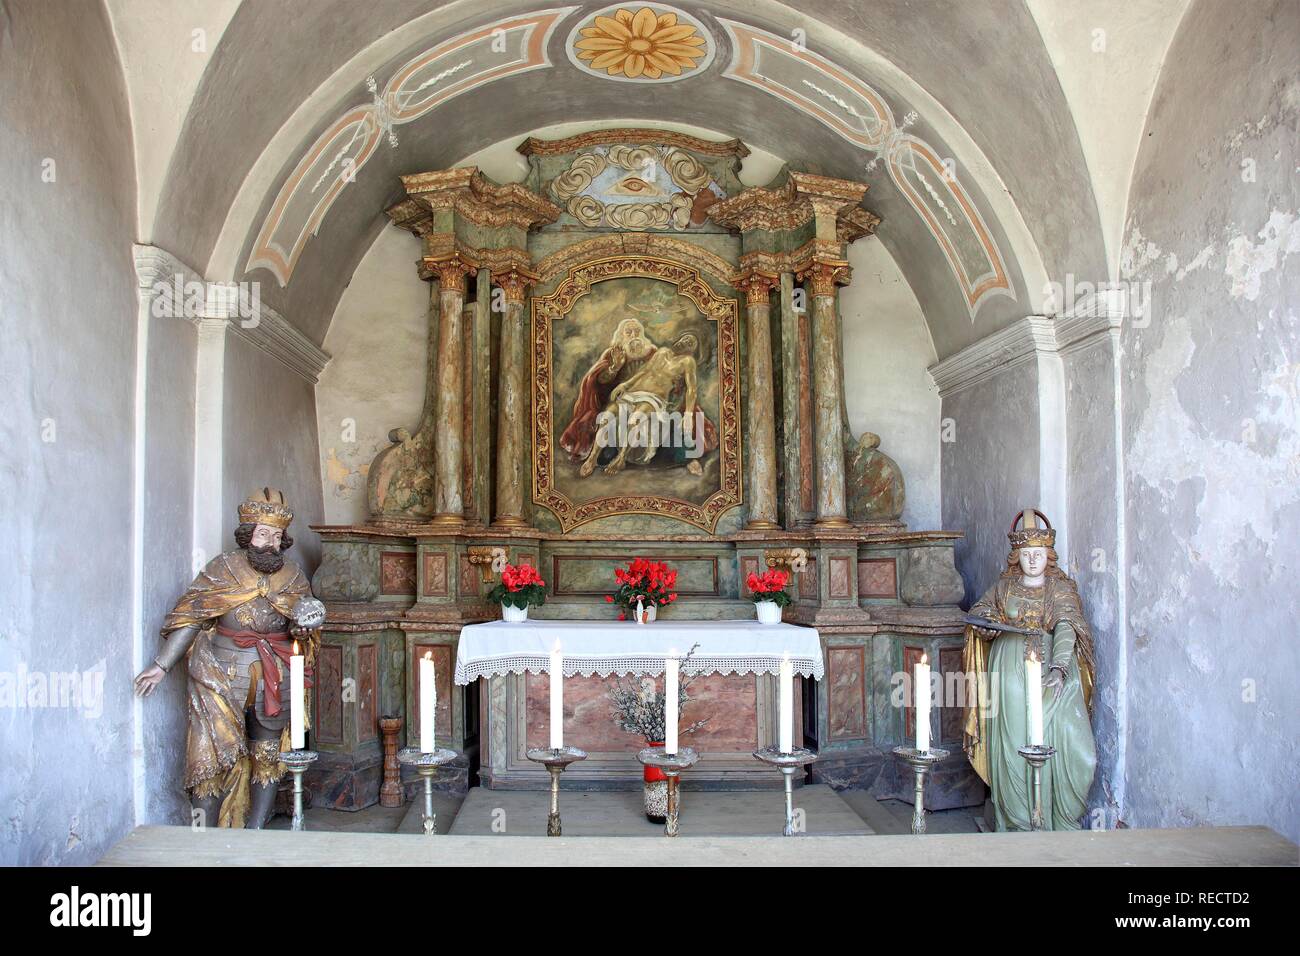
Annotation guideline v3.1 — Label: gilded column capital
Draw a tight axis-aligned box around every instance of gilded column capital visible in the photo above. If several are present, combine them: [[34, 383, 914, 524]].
[[798, 259, 852, 297], [427, 255, 474, 294], [735, 271, 779, 306], [494, 267, 538, 305]]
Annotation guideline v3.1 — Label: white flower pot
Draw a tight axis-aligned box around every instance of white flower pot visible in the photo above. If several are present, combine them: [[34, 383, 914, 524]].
[[501, 603, 529, 623], [755, 600, 783, 625], [634, 603, 657, 624]]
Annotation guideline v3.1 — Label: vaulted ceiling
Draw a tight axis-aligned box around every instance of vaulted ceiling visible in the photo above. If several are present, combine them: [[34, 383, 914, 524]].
[[106, 0, 1189, 358]]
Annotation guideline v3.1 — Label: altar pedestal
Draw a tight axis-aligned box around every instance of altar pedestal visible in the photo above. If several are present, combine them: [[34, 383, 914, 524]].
[[457, 620, 821, 790]]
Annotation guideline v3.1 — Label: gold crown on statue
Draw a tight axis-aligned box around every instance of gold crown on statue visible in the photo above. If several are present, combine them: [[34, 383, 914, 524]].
[[1008, 509, 1055, 549], [238, 487, 293, 530]]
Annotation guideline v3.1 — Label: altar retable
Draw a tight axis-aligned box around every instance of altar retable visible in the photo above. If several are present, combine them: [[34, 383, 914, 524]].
[[307, 128, 975, 812]]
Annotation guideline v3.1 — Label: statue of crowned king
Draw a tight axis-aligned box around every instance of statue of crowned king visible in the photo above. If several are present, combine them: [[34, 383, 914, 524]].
[[962, 509, 1097, 830], [134, 488, 325, 828]]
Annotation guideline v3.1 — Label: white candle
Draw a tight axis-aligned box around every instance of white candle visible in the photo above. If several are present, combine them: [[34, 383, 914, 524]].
[[290, 640, 305, 750], [419, 651, 435, 753], [1026, 650, 1044, 746], [665, 651, 679, 755], [779, 652, 793, 753], [549, 641, 563, 750], [915, 653, 931, 753]]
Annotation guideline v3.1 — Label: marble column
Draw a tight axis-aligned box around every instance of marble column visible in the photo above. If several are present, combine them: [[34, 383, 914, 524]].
[[804, 261, 851, 528], [431, 258, 471, 527], [492, 270, 533, 528], [740, 273, 780, 529]]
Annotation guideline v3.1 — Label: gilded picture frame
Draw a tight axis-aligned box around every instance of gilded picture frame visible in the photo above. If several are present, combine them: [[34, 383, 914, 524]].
[[531, 254, 742, 532]]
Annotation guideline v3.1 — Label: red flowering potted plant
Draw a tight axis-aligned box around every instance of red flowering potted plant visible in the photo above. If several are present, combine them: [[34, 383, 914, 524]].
[[606, 557, 678, 623], [487, 562, 546, 622], [747, 568, 793, 624]]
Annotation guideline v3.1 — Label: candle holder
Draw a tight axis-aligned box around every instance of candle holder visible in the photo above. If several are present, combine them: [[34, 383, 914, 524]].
[[277, 750, 318, 832], [636, 746, 698, 837], [891, 746, 949, 834], [752, 746, 819, 836], [397, 747, 459, 835], [525, 746, 588, 836], [1017, 743, 1056, 830]]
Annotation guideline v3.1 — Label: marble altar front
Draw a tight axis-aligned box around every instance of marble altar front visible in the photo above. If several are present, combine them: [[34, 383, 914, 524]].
[[307, 128, 979, 810]]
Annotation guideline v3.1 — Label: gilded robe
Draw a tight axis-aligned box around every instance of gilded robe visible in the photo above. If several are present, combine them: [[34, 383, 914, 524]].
[[962, 572, 1096, 830]]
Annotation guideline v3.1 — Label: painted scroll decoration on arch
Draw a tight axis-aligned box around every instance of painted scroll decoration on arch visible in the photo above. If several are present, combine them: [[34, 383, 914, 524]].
[[717, 19, 1015, 319], [245, 8, 578, 288]]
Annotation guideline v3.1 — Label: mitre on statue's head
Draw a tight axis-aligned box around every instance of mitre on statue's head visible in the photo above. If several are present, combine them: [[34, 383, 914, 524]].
[[238, 487, 293, 530], [1008, 508, 1055, 549]]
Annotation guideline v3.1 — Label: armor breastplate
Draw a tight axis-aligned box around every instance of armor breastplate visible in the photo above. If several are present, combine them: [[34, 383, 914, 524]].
[[219, 596, 288, 634], [207, 598, 290, 731]]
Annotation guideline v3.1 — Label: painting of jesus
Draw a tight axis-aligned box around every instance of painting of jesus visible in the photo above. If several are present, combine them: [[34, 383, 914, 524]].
[[532, 260, 741, 532], [552, 276, 720, 499]]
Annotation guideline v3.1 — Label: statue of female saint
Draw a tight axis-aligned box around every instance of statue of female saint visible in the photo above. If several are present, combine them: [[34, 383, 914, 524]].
[[962, 510, 1097, 830]]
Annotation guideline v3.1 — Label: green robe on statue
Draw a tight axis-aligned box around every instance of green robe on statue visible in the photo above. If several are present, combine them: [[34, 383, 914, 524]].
[[963, 573, 1097, 831]]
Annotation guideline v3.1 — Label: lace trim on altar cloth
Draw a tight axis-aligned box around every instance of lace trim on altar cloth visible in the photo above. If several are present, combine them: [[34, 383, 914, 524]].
[[454, 655, 824, 685]]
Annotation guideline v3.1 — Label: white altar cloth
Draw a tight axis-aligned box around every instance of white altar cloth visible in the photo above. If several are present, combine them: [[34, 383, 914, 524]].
[[454, 619, 823, 684]]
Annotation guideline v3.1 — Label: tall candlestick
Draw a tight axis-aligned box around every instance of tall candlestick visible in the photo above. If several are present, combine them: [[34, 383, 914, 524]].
[[915, 653, 931, 753], [665, 651, 679, 755], [290, 640, 305, 750], [779, 652, 793, 754], [1026, 650, 1044, 746], [419, 651, 435, 753], [549, 641, 564, 750]]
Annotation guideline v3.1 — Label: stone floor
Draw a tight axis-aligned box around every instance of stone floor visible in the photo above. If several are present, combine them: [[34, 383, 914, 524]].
[[267, 785, 985, 837], [102, 824, 1298, 866]]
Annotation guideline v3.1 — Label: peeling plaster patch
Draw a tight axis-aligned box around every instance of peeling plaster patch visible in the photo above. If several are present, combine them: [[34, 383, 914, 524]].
[[1224, 210, 1300, 300], [1127, 321, 1300, 593], [1119, 224, 1162, 279], [1176, 244, 1214, 280], [324, 444, 377, 503]]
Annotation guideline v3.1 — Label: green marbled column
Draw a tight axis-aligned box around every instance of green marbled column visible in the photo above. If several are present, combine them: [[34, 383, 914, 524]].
[[432, 260, 468, 526], [743, 276, 780, 528], [493, 275, 530, 527], [808, 267, 850, 527]]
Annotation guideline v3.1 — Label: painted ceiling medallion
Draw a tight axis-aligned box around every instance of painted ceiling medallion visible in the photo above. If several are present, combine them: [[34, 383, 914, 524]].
[[568, 5, 713, 82]]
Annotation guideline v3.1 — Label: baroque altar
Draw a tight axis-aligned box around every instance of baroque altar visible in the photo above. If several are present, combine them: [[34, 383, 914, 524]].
[[308, 129, 979, 806]]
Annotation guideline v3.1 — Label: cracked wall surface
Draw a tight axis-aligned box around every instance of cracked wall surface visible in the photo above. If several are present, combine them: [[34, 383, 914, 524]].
[[1119, 0, 1299, 842]]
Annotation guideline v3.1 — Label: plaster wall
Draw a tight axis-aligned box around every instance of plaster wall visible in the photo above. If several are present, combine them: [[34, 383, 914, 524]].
[[1026, 0, 1189, 278], [138, 303, 198, 825], [1118, 0, 1299, 842], [940, 370, 1042, 607], [841, 239, 942, 530], [222, 334, 325, 574], [104, 0, 242, 239], [317, 227, 428, 526], [0, 0, 139, 864], [1062, 336, 1125, 821]]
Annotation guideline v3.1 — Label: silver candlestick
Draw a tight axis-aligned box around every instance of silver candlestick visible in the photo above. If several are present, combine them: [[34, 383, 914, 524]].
[[637, 746, 699, 836], [752, 746, 819, 836], [277, 750, 318, 832], [1017, 744, 1056, 830], [397, 746, 459, 835], [891, 746, 949, 834], [525, 746, 588, 836]]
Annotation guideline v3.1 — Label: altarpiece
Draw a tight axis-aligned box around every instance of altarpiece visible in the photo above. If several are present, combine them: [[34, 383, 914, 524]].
[[308, 129, 977, 806]]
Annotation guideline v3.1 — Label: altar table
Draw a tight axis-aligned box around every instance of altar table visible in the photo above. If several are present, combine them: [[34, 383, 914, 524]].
[[454, 619, 824, 684], [461, 620, 823, 790]]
